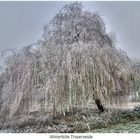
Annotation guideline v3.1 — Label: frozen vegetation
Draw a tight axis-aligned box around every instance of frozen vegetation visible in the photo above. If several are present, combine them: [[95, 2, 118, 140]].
[[0, 2, 140, 133]]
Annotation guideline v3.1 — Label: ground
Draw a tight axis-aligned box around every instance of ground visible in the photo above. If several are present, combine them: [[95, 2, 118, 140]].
[[1, 102, 140, 133], [91, 120, 140, 133]]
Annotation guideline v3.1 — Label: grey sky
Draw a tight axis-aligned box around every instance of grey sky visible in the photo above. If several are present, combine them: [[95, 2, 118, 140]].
[[0, 1, 140, 59]]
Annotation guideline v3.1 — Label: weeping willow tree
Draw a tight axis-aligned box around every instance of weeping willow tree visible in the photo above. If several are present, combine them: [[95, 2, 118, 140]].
[[129, 59, 140, 101], [0, 2, 139, 123]]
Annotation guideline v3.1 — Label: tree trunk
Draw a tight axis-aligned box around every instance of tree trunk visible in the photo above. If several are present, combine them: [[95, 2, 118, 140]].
[[95, 99, 104, 113], [93, 94, 104, 113]]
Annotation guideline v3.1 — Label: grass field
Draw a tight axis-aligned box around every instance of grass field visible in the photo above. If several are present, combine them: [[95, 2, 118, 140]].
[[91, 120, 140, 133]]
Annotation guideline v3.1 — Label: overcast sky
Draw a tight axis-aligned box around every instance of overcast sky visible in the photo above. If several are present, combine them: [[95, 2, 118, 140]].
[[0, 1, 140, 59]]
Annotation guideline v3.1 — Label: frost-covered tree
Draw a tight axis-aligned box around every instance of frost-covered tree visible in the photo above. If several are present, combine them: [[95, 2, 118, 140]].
[[43, 2, 114, 48], [0, 2, 140, 124]]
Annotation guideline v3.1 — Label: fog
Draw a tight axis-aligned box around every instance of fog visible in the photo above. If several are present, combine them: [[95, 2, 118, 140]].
[[0, 1, 140, 61]]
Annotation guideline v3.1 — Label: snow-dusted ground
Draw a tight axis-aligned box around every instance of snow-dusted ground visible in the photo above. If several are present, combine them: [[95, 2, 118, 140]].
[[105, 102, 140, 110], [120, 102, 140, 109]]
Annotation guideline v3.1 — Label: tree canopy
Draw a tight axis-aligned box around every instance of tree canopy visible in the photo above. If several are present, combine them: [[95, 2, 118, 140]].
[[43, 2, 114, 47]]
